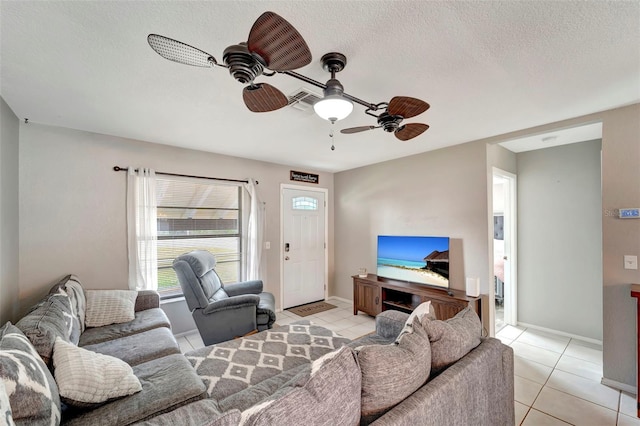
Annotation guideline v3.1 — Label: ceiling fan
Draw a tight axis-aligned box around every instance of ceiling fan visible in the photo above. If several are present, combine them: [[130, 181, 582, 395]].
[[340, 97, 430, 141], [147, 11, 430, 141]]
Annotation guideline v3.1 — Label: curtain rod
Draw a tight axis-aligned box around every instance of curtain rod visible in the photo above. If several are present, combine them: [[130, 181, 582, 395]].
[[112, 166, 253, 184]]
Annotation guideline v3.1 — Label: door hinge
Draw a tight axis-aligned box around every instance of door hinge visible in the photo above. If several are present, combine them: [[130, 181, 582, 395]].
[[324, 242, 326, 249]]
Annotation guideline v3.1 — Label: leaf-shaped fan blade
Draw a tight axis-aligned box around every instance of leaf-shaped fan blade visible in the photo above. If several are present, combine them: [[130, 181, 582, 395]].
[[243, 83, 288, 112], [340, 126, 377, 134], [388, 96, 430, 119], [147, 34, 216, 67], [395, 123, 429, 141], [247, 11, 312, 71]]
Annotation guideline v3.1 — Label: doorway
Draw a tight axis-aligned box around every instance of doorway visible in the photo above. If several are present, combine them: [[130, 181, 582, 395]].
[[493, 168, 517, 333], [280, 185, 328, 309]]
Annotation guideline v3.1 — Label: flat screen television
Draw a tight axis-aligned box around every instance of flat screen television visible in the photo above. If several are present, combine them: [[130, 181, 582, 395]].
[[377, 235, 450, 288]]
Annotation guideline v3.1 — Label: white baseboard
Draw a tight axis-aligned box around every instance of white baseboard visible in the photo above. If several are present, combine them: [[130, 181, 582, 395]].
[[516, 322, 603, 346], [327, 296, 352, 304], [601, 377, 637, 395]]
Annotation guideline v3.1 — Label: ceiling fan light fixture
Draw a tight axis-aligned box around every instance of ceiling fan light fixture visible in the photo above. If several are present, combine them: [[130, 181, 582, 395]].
[[314, 96, 353, 122], [314, 78, 353, 122]]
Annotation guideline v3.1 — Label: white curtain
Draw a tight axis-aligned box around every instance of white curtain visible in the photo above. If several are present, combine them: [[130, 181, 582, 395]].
[[243, 179, 265, 281], [126, 167, 158, 291]]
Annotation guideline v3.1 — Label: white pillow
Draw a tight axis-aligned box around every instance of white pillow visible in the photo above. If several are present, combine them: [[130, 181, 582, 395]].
[[84, 290, 137, 327], [52, 337, 142, 406], [396, 301, 432, 342]]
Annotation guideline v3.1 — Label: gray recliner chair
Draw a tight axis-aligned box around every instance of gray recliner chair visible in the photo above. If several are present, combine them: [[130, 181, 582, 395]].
[[172, 250, 276, 346]]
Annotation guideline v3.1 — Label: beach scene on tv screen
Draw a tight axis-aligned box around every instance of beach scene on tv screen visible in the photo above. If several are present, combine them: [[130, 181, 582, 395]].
[[377, 236, 450, 288]]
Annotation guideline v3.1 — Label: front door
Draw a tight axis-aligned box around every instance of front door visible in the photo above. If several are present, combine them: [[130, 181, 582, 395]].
[[282, 187, 326, 309]]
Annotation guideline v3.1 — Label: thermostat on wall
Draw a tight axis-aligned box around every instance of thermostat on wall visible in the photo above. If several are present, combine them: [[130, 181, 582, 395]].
[[619, 208, 640, 219]]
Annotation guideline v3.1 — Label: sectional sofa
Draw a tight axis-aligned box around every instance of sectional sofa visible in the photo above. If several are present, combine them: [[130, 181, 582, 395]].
[[1, 275, 514, 425]]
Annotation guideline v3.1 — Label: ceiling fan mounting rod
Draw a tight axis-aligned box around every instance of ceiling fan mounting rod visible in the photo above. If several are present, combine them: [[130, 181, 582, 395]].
[[280, 70, 379, 111]]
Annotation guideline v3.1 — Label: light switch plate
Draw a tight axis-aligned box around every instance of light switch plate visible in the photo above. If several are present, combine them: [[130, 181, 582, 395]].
[[624, 255, 638, 270]]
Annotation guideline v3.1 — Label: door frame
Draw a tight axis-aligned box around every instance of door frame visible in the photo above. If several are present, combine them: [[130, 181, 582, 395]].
[[492, 167, 518, 328], [279, 184, 329, 311]]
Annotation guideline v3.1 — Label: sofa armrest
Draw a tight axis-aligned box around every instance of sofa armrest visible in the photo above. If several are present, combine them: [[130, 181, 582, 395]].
[[375, 310, 410, 340], [202, 294, 261, 315], [135, 290, 160, 312], [224, 280, 264, 296]]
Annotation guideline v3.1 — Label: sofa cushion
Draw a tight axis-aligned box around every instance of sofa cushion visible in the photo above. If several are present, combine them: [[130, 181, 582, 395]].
[[15, 294, 73, 367], [0, 322, 61, 425], [217, 363, 309, 413], [135, 400, 241, 426], [423, 307, 482, 372], [81, 326, 180, 366], [78, 308, 171, 346], [357, 317, 431, 422], [85, 290, 138, 328], [63, 354, 206, 426], [239, 346, 361, 426], [53, 337, 142, 407]]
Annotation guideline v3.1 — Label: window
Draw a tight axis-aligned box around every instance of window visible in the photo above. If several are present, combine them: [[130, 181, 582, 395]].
[[292, 196, 318, 210], [156, 176, 243, 298]]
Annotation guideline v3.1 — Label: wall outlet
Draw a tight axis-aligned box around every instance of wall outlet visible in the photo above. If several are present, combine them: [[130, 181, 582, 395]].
[[264, 241, 271, 250], [624, 255, 638, 270]]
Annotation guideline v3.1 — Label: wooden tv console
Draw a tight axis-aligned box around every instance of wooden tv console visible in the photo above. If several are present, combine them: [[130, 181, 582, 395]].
[[353, 274, 481, 321]]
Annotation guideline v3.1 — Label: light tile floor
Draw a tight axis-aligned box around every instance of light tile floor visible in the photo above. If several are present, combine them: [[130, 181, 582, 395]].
[[177, 301, 639, 426], [498, 324, 638, 426]]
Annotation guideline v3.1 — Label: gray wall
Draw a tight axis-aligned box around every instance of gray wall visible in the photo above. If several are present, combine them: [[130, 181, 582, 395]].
[[334, 141, 491, 330], [517, 140, 603, 340], [17, 123, 334, 329], [600, 105, 640, 388], [0, 97, 20, 324]]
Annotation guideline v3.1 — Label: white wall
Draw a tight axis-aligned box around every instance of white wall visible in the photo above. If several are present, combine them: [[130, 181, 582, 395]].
[[0, 97, 20, 324], [334, 141, 491, 329], [517, 140, 603, 340], [17, 123, 334, 325]]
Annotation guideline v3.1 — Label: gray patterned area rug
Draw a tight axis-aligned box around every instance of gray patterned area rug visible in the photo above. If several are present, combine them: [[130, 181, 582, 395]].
[[185, 321, 351, 403]]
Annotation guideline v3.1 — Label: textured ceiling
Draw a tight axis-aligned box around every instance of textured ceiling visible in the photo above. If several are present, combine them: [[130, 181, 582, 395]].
[[1, 1, 639, 172]]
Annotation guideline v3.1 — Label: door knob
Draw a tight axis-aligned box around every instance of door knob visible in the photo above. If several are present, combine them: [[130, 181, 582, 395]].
[[285, 256, 290, 260]]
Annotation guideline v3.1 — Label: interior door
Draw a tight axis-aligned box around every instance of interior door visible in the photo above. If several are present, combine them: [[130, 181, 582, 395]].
[[282, 187, 326, 309], [493, 169, 517, 334]]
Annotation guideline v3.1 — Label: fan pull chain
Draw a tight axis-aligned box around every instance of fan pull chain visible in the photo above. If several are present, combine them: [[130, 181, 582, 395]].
[[329, 120, 336, 151]]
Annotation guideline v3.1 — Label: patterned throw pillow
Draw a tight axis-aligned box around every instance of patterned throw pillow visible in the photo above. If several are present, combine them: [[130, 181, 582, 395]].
[[0, 322, 61, 425], [85, 290, 138, 328], [357, 316, 431, 423], [1, 379, 16, 426], [423, 307, 482, 372], [52, 337, 142, 407], [239, 346, 361, 426], [395, 301, 434, 341]]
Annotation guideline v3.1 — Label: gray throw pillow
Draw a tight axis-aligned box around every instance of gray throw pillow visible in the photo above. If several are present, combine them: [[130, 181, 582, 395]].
[[15, 294, 73, 367], [423, 307, 482, 372], [0, 322, 61, 425], [240, 346, 361, 426], [357, 317, 431, 422]]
